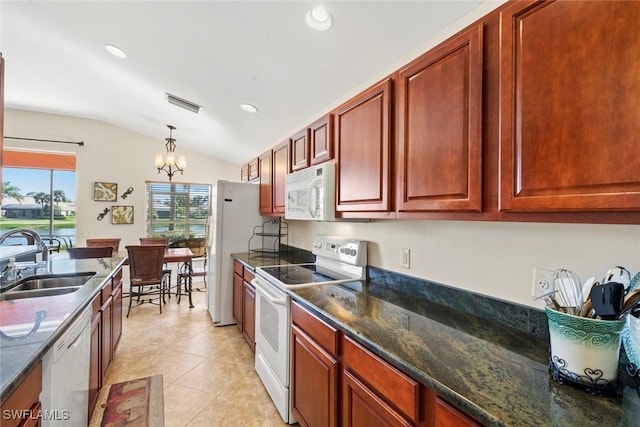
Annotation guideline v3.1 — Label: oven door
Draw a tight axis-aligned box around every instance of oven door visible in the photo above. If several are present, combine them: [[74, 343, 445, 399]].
[[253, 275, 294, 423]]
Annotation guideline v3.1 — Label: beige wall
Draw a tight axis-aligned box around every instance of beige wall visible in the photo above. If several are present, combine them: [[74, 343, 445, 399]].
[[288, 220, 640, 309], [4, 108, 238, 248]]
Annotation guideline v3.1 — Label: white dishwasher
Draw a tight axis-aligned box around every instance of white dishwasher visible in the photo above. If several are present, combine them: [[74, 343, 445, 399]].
[[40, 306, 91, 426]]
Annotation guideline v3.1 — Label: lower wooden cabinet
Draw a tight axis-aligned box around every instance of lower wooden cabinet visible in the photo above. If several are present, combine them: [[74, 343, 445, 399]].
[[0, 361, 42, 427], [290, 302, 483, 427], [290, 302, 339, 427], [88, 267, 123, 420], [232, 260, 256, 352]]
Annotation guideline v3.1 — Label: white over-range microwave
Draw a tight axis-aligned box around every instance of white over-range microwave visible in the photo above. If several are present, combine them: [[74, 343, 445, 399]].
[[285, 162, 335, 221]]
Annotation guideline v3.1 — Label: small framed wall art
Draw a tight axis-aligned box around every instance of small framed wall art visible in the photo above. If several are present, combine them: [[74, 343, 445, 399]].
[[94, 182, 118, 202], [111, 206, 134, 224]]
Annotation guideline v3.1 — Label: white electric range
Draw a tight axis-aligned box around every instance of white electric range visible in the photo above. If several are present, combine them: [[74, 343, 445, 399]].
[[252, 235, 367, 424]]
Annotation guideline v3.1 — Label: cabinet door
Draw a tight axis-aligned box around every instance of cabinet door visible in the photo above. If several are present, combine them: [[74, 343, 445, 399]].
[[273, 140, 290, 214], [397, 24, 483, 213], [342, 370, 412, 427], [310, 114, 333, 165], [334, 78, 392, 213], [111, 269, 123, 351], [435, 397, 481, 427], [292, 129, 311, 171], [242, 282, 256, 352], [499, 0, 640, 212], [233, 272, 243, 329], [241, 163, 249, 182], [292, 325, 338, 427], [248, 157, 259, 181], [258, 150, 273, 215], [88, 312, 101, 420], [101, 296, 113, 382]]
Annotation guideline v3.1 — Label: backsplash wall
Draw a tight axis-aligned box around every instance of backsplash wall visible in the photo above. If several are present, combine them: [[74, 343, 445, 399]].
[[287, 219, 640, 309]]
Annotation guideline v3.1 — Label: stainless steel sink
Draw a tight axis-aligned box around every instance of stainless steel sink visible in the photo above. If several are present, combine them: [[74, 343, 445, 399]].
[[0, 272, 96, 301], [0, 286, 82, 301], [10, 272, 96, 291]]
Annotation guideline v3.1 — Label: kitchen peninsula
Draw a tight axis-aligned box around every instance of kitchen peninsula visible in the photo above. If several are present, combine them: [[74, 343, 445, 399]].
[[0, 253, 126, 410]]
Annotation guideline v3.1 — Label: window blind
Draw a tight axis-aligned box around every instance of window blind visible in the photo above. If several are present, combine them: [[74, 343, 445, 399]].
[[145, 181, 211, 241]]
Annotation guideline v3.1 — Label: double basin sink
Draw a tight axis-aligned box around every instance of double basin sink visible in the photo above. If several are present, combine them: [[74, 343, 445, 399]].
[[0, 272, 96, 301]]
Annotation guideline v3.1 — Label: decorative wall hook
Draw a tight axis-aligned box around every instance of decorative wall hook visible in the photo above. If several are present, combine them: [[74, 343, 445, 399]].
[[97, 208, 110, 221], [121, 187, 134, 199]]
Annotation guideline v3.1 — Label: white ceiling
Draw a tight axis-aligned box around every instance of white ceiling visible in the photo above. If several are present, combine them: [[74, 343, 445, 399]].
[[1, 0, 489, 165]]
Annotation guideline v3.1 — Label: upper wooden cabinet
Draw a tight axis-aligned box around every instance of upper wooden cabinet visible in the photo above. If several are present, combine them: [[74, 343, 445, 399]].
[[291, 128, 310, 171], [273, 140, 290, 214], [334, 78, 392, 214], [258, 149, 273, 215], [396, 24, 483, 213], [310, 114, 334, 165], [241, 157, 259, 182], [499, 0, 640, 212]]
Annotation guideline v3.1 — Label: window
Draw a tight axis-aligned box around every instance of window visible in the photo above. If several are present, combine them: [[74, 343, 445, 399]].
[[1, 150, 77, 248], [145, 181, 211, 241]]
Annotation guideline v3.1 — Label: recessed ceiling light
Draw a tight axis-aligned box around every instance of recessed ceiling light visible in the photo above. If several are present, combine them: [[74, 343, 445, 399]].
[[104, 44, 128, 59], [305, 6, 333, 31], [240, 103, 258, 113]]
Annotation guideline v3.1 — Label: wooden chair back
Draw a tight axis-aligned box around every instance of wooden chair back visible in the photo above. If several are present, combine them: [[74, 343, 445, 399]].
[[170, 237, 207, 258], [86, 238, 121, 255], [139, 237, 169, 246], [68, 246, 113, 259], [126, 245, 166, 285]]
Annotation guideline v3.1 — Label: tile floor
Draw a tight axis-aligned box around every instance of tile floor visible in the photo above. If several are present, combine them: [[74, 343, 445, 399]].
[[89, 278, 288, 426]]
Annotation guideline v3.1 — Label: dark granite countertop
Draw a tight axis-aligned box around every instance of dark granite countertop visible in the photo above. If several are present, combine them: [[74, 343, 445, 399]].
[[288, 279, 640, 426], [0, 254, 126, 403]]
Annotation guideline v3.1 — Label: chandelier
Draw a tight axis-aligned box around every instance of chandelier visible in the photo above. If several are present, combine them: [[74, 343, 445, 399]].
[[154, 124, 186, 181]]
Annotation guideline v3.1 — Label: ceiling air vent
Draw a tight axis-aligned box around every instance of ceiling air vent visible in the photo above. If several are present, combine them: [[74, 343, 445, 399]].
[[166, 93, 202, 114]]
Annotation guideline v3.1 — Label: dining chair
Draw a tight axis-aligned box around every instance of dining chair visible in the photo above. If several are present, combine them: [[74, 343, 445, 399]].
[[139, 237, 172, 296], [68, 246, 113, 259], [125, 245, 167, 317], [175, 237, 207, 296], [86, 238, 121, 256]]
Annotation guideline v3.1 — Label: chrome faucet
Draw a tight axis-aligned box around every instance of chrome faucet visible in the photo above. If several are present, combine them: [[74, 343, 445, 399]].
[[0, 228, 49, 261]]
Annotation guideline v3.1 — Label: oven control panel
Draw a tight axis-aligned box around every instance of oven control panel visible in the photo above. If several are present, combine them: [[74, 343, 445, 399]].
[[312, 235, 367, 266]]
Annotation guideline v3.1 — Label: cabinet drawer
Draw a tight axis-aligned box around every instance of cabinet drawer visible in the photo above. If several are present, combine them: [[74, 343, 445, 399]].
[[435, 397, 481, 427], [243, 268, 255, 283], [0, 361, 42, 427], [292, 301, 338, 356], [342, 336, 420, 423], [91, 293, 102, 315], [233, 260, 244, 276], [101, 281, 113, 302]]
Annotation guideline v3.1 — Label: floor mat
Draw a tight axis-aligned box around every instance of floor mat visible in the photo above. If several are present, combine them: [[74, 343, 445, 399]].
[[101, 375, 164, 427]]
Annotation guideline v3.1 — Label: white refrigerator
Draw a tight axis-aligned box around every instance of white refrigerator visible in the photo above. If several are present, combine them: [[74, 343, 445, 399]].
[[207, 180, 262, 325]]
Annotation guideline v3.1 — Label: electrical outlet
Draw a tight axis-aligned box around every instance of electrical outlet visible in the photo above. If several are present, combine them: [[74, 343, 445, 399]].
[[401, 248, 410, 269], [532, 267, 555, 300]]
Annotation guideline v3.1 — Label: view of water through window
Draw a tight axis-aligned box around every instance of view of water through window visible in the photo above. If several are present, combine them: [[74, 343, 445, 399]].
[[1, 167, 77, 248]]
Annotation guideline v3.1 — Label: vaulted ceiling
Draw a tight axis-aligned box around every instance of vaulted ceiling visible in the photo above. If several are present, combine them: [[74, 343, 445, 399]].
[[1, 1, 490, 165]]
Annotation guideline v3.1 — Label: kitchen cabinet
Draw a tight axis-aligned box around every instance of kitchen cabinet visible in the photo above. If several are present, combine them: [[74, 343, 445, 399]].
[[0, 361, 42, 427], [291, 128, 310, 171], [241, 157, 259, 182], [342, 335, 420, 426], [334, 77, 392, 216], [258, 141, 288, 216], [396, 24, 483, 213], [499, 0, 640, 212], [310, 114, 333, 165], [258, 150, 273, 215], [434, 396, 481, 427], [232, 260, 256, 351], [88, 267, 123, 419], [291, 301, 339, 427]]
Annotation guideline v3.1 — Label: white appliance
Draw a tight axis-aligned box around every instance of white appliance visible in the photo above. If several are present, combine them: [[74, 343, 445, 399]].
[[285, 162, 335, 221], [40, 306, 91, 426], [252, 235, 367, 424], [207, 180, 263, 326]]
